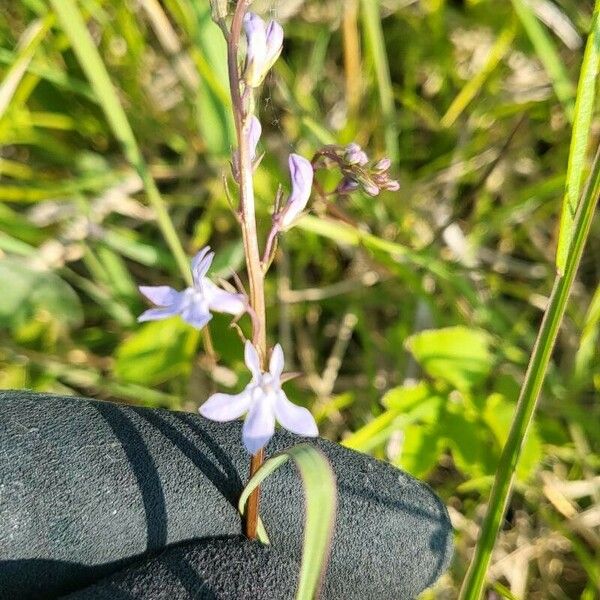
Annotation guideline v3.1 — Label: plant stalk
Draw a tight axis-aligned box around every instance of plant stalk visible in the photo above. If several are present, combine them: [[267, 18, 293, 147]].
[[459, 143, 600, 599], [226, 0, 267, 540]]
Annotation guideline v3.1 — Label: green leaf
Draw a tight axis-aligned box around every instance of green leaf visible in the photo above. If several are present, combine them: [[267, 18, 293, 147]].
[[483, 394, 542, 480], [343, 383, 443, 452], [396, 423, 442, 478], [406, 326, 493, 391], [557, 1, 600, 271], [0, 258, 82, 327], [239, 444, 336, 600], [114, 319, 200, 385], [442, 407, 498, 478]]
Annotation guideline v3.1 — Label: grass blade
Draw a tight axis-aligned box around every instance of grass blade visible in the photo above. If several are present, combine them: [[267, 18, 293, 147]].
[[441, 21, 516, 128], [238, 444, 337, 600], [0, 15, 53, 119], [360, 0, 399, 162], [556, 0, 600, 271], [510, 0, 575, 121], [459, 144, 600, 599], [48, 0, 192, 285]]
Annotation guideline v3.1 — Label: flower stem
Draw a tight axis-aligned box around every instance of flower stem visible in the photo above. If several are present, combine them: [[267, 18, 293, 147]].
[[226, 0, 266, 540]]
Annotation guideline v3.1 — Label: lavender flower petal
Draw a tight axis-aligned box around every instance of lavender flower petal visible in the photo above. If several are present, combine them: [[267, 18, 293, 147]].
[[138, 285, 180, 307], [200, 391, 252, 422], [269, 344, 284, 379], [243, 13, 267, 87], [244, 340, 262, 379], [264, 20, 284, 71], [274, 390, 318, 437], [179, 289, 212, 329], [280, 154, 314, 228], [206, 286, 247, 315], [137, 306, 181, 322], [248, 115, 262, 161], [242, 396, 275, 454], [191, 247, 215, 286]]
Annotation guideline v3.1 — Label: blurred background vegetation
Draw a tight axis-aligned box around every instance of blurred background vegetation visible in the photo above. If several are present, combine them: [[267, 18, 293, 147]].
[[0, 0, 599, 597]]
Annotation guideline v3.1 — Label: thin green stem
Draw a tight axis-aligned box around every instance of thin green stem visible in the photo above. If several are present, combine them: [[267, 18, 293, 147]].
[[459, 144, 600, 599]]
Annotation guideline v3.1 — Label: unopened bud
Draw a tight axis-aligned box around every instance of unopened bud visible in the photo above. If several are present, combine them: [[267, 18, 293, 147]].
[[373, 157, 392, 172], [363, 181, 380, 197], [383, 179, 400, 192], [280, 154, 314, 228], [344, 143, 368, 166], [243, 13, 284, 88], [338, 178, 360, 194]]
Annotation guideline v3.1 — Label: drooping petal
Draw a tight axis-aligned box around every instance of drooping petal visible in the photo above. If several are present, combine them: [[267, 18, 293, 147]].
[[179, 290, 212, 329], [274, 391, 318, 437], [138, 285, 180, 307], [242, 395, 275, 454], [207, 288, 247, 315], [191, 246, 215, 285], [199, 390, 252, 422], [137, 306, 181, 322], [248, 115, 262, 161], [280, 154, 314, 228], [264, 20, 283, 71], [243, 12, 267, 87], [244, 340, 262, 379], [269, 344, 285, 380]]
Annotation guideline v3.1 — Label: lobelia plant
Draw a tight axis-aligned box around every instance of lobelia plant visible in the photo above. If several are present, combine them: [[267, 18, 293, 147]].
[[138, 0, 398, 562]]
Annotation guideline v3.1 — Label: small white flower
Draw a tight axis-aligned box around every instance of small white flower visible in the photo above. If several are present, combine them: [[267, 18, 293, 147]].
[[138, 247, 246, 330], [199, 341, 318, 454]]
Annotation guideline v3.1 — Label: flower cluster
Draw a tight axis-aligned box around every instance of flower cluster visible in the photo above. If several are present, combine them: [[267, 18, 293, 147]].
[[138, 10, 319, 456], [314, 143, 400, 198]]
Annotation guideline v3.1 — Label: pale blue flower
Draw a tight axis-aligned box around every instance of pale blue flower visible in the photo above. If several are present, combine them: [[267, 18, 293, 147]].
[[138, 247, 246, 329], [199, 341, 318, 454], [243, 12, 284, 87], [280, 153, 314, 228]]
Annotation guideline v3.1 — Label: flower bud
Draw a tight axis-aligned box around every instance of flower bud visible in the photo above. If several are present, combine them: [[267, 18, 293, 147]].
[[373, 157, 392, 172], [344, 143, 368, 166], [243, 13, 283, 88], [383, 179, 400, 192], [363, 181, 380, 197], [280, 154, 314, 228], [232, 115, 262, 181], [247, 115, 262, 161], [337, 178, 360, 194]]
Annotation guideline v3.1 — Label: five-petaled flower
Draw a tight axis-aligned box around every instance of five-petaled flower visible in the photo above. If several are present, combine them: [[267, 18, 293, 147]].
[[243, 12, 284, 88], [138, 246, 246, 330], [199, 341, 318, 454]]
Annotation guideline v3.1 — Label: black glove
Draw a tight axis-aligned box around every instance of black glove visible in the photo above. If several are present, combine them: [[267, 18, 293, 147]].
[[0, 391, 452, 599]]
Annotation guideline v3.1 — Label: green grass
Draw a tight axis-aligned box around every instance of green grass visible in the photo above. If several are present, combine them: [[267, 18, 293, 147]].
[[1, 1, 599, 598]]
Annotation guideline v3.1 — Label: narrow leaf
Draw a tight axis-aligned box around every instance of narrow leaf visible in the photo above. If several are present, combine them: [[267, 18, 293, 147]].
[[239, 444, 337, 600], [556, 1, 600, 271]]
